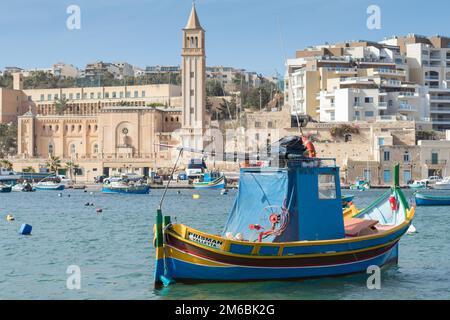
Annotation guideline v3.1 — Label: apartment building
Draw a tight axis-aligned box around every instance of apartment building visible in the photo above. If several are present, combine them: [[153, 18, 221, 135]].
[[285, 40, 430, 123], [405, 36, 450, 131], [206, 66, 262, 92]]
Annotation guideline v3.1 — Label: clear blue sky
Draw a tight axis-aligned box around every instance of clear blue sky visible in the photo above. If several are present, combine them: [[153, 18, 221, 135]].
[[0, 0, 449, 76]]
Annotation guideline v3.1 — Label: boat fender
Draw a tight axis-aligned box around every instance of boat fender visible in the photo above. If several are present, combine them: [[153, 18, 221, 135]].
[[225, 232, 234, 239], [19, 223, 32, 235], [302, 136, 317, 158], [6, 214, 15, 221], [234, 233, 243, 241], [389, 196, 398, 211]]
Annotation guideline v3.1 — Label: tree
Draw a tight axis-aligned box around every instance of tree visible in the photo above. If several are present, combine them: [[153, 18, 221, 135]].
[[206, 80, 226, 97], [0, 159, 13, 170], [65, 160, 79, 183], [0, 123, 17, 157], [46, 155, 62, 174], [0, 73, 13, 88], [55, 97, 69, 115]]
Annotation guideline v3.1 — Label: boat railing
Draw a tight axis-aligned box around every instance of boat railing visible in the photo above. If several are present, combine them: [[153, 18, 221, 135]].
[[286, 156, 337, 168]]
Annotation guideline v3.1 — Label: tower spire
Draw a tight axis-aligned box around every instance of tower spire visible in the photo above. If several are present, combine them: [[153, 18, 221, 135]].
[[185, 1, 203, 30]]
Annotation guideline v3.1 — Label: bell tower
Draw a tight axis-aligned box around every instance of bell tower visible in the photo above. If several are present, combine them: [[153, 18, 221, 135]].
[[181, 2, 206, 149]]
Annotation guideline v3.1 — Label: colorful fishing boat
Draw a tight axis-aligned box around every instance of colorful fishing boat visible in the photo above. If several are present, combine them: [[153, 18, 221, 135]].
[[193, 172, 226, 189], [153, 148, 414, 286], [102, 177, 150, 194], [350, 179, 370, 191], [415, 192, 450, 206]]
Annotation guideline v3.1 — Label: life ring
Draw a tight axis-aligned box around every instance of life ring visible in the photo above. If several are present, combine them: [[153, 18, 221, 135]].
[[302, 136, 316, 158]]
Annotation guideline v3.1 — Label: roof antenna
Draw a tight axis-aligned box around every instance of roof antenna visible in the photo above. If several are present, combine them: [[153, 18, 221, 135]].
[[277, 15, 303, 137]]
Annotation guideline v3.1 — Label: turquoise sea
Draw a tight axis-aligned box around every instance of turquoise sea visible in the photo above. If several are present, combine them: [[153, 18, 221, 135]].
[[1, 188, 449, 300]]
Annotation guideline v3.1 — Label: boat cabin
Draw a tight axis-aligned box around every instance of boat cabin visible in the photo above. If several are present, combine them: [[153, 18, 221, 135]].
[[223, 158, 346, 242]]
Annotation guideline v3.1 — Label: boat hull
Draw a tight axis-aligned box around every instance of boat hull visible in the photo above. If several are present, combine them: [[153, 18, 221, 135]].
[[102, 186, 150, 194], [431, 184, 450, 190], [193, 176, 226, 189], [415, 193, 450, 206], [162, 243, 399, 282], [156, 220, 410, 283], [34, 185, 65, 191], [0, 186, 12, 193]]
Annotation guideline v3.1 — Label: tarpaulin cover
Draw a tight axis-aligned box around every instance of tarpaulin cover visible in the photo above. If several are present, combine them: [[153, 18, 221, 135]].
[[222, 169, 291, 242]]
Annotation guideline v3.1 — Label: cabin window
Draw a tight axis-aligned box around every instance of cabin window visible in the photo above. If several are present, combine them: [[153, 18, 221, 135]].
[[318, 174, 336, 200]]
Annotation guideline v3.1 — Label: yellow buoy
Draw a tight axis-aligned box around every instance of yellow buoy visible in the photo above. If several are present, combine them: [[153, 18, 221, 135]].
[[192, 194, 200, 200], [6, 214, 15, 221]]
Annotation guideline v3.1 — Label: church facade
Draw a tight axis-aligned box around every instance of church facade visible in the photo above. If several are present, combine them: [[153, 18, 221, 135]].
[[13, 4, 209, 179]]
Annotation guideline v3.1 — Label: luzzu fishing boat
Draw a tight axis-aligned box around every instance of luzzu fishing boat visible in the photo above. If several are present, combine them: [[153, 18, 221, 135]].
[[153, 138, 414, 286], [192, 172, 226, 189]]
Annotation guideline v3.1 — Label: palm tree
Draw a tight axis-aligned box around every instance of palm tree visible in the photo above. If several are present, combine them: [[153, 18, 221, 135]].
[[55, 97, 69, 115], [46, 155, 62, 175], [0, 159, 13, 170], [65, 160, 80, 183]]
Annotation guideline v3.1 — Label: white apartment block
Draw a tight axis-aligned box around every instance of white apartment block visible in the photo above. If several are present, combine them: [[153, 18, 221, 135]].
[[405, 41, 450, 130], [286, 35, 450, 130]]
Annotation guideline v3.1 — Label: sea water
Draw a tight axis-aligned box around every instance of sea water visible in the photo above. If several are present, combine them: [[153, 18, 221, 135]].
[[0, 189, 449, 300]]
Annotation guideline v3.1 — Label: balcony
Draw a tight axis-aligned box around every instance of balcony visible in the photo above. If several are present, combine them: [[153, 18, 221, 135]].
[[381, 80, 402, 87], [326, 67, 356, 74], [398, 104, 416, 112], [378, 102, 388, 110], [374, 69, 406, 76], [430, 96, 450, 102], [398, 91, 418, 98], [425, 160, 447, 166], [431, 107, 450, 114]]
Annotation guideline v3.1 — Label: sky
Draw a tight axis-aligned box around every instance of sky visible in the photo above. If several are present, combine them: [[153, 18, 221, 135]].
[[0, 0, 449, 77]]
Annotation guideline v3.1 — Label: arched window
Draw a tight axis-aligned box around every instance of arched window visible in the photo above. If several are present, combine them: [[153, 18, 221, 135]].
[[78, 125, 82, 131], [48, 144, 54, 155], [70, 144, 76, 155], [93, 143, 99, 154]]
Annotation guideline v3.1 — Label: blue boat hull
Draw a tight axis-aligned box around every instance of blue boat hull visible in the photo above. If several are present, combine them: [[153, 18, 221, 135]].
[[415, 194, 450, 206], [163, 244, 398, 282], [102, 186, 150, 194], [35, 185, 65, 191]]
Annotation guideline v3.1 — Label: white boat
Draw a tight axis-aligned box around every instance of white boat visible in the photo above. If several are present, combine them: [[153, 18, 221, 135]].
[[432, 177, 450, 190], [34, 180, 65, 191], [408, 180, 428, 189], [12, 182, 36, 192], [57, 175, 73, 188], [0, 168, 21, 182]]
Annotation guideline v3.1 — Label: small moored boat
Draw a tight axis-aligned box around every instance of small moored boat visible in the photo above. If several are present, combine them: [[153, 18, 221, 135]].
[[12, 182, 35, 192], [193, 172, 226, 189], [408, 180, 428, 189], [415, 192, 450, 206], [34, 180, 65, 191], [102, 177, 150, 194], [432, 177, 450, 190], [0, 183, 12, 193]]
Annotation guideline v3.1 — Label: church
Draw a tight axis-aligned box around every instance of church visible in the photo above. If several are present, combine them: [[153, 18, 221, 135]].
[[14, 3, 213, 179]]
